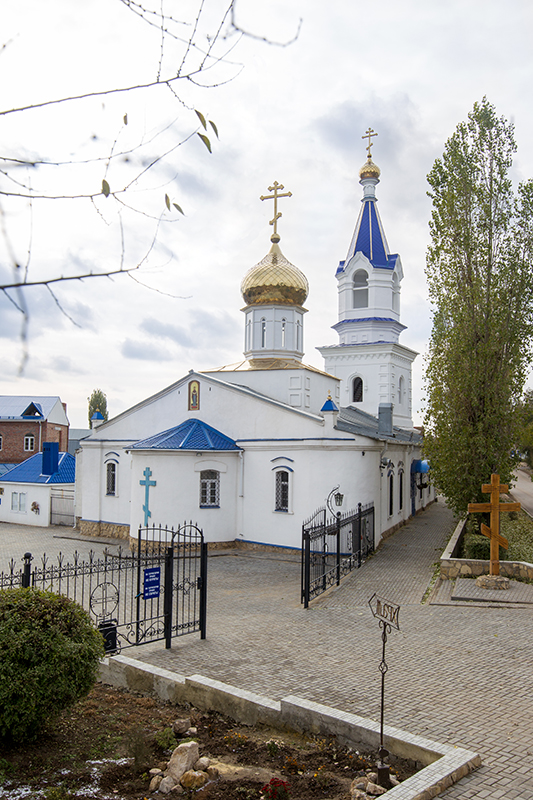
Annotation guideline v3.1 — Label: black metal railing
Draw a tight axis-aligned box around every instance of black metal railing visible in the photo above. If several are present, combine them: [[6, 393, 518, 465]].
[[301, 502, 374, 607], [0, 522, 207, 653]]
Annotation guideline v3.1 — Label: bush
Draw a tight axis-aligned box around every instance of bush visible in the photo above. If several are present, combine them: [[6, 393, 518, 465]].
[[0, 589, 104, 743], [462, 531, 506, 561]]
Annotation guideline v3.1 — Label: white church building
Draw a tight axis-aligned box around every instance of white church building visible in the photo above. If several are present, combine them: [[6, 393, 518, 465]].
[[75, 146, 433, 550]]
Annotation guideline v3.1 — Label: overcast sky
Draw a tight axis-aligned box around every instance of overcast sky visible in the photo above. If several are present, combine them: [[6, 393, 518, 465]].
[[1, 0, 533, 429]]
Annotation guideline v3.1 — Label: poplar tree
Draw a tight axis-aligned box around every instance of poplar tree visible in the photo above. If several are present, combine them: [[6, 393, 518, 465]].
[[423, 97, 533, 515], [88, 389, 109, 429]]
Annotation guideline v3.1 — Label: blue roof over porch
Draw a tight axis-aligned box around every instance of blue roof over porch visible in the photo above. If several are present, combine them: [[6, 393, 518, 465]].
[[129, 419, 241, 451]]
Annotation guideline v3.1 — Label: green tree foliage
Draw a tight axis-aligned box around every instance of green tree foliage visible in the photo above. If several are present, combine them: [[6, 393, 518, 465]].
[[88, 388, 109, 428], [0, 589, 104, 743], [424, 98, 533, 516], [516, 390, 533, 467]]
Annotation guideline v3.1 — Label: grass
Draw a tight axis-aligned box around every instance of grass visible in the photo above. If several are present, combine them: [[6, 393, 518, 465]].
[[462, 510, 533, 564]]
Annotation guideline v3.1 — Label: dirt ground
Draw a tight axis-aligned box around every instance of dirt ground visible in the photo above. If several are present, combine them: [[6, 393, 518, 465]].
[[0, 683, 416, 799]]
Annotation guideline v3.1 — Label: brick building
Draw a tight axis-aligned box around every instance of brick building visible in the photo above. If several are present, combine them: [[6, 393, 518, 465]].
[[0, 397, 69, 468]]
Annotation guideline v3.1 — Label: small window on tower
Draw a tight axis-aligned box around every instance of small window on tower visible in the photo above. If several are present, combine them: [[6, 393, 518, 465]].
[[352, 377, 363, 403], [353, 270, 369, 309]]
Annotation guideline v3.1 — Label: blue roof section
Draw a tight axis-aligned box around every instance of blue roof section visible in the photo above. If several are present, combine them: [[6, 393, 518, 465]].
[[0, 396, 60, 419], [130, 419, 241, 451], [337, 199, 399, 273], [0, 464, 17, 477], [0, 452, 75, 484], [321, 397, 339, 412]]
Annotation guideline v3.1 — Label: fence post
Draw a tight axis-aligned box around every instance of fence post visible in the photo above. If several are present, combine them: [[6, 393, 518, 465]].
[[357, 503, 362, 567], [22, 553, 32, 588], [199, 540, 208, 640], [336, 512, 341, 586], [303, 531, 310, 608], [164, 543, 174, 649]]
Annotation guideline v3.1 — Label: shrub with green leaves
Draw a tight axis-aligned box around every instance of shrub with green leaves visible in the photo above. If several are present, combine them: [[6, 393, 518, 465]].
[[0, 589, 104, 743]]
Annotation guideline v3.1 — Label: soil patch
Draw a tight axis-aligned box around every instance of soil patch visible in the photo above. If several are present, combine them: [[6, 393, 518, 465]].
[[0, 683, 417, 799]]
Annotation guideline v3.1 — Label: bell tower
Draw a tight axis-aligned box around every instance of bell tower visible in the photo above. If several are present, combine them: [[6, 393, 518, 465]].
[[317, 132, 417, 429]]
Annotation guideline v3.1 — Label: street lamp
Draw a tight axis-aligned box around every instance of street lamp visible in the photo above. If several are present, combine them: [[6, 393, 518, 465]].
[[326, 485, 344, 517]]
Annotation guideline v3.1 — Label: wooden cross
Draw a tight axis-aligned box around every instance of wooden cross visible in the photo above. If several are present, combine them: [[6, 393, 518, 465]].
[[362, 127, 378, 158], [260, 181, 292, 238], [467, 474, 520, 575]]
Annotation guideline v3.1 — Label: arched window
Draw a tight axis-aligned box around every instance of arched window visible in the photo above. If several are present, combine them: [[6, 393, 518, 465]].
[[261, 318, 266, 348], [275, 470, 289, 512], [353, 270, 369, 309], [392, 273, 400, 313], [389, 473, 394, 517], [352, 377, 363, 403], [296, 320, 302, 351], [398, 376, 404, 406], [398, 469, 404, 511], [200, 470, 220, 508], [246, 318, 252, 350], [281, 318, 286, 348], [106, 462, 117, 496]]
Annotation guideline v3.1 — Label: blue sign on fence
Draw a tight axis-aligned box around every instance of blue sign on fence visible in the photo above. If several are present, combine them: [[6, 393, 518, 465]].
[[143, 566, 161, 599]]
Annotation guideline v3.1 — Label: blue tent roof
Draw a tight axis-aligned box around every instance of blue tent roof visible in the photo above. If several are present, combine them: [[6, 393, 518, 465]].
[[337, 198, 399, 272], [130, 419, 241, 452], [0, 452, 75, 484]]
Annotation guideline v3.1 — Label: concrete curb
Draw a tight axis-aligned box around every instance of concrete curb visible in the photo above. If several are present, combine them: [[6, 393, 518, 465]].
[[99, 654, 481, 800]]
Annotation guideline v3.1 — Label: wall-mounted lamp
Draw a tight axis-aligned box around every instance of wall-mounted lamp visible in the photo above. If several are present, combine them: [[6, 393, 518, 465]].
[[326, 485, 344, 516]]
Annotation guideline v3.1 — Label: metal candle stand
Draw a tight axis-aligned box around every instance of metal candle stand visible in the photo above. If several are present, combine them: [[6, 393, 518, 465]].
[[368, 593, 401, 790]]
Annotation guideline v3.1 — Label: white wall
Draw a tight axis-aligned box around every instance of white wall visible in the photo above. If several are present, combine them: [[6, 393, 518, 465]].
[[0, 482, 73, 527]]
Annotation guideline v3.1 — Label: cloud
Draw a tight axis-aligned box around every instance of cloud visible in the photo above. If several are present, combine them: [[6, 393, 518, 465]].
[[140, 318, 193, 347], [121, 339, 172, 361]]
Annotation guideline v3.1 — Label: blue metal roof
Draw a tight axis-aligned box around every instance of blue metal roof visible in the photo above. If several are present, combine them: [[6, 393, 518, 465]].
[[321, 397, 339, 412], [0, 452, 75, 484], [336, 199, 399, 273], [130, 419, 241, 451]]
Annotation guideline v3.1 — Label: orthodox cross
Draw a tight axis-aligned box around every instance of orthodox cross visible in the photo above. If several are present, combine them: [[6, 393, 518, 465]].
[[362, 127, 378, 158], [260, 181, 292, 238], [467, 474, 520, 575], [139, 466, 157, 527]]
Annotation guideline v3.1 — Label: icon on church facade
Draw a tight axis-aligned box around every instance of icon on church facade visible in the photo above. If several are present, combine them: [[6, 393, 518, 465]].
[[188, 380, 200, 411]]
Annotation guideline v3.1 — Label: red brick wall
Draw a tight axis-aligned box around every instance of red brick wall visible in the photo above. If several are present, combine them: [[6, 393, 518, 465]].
[[0, 421, 69, 463]]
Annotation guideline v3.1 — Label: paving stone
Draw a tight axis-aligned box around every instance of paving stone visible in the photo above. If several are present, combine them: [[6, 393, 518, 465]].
[[2, 502, 532, 798]]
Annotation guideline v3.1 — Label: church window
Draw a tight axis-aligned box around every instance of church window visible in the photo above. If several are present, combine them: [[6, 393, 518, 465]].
[[246, 318, 252, 350], [388, 474, 394, 516], [353, 270, 369, 309], [106, 462, 117, 496], [398, 376, 404, 406], [296, 320, 302, 351], [24, 435, 35, 452], [200, 470, 220, 508], [352, 377, 363, 403], [11, 492, 27, 513], [0, 435, 2, 450], [398, 469, 404, 511], [261, 319, 266, 348], [275, 470, 289, 512], [281, 319, 286, 348]]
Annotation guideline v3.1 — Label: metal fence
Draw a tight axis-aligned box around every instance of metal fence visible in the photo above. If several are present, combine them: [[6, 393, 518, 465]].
[[301, 502, 374, 607], [0, 522, 207, 653]]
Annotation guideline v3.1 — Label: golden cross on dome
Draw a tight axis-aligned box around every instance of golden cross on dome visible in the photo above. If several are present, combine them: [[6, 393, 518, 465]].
[[260, 181, 292, 238], [362, 127, 378, 158]]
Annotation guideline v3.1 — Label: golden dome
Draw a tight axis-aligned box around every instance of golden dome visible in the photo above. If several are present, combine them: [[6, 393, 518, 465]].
[[359, 157, 381, 181], [241, 237, 309, 306]]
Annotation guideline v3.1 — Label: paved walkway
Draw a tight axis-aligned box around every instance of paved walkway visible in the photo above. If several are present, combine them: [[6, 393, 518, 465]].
[[128, 501, 533, 800], [2, 504, 532, 798]]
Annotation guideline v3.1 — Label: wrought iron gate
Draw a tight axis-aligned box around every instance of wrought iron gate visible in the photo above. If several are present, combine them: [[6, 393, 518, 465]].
[[0, 522, 207, 653], [301, 502, 374, 607]]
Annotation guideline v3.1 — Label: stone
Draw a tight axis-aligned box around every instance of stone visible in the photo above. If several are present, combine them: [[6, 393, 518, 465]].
[[159, 775, 177, 794], [367, 772, 378, 783], [149, 768, 163, 776], [206, 765, 220, 780], [366, 781, 388, 795], [476, 574, 510, 590], [350, 790, 368, 800], [195, 756, 210, 771], [186, 727, 198, 736], [149, 774, 163, 792], [390, 775, 400, 786], [172, 718, 192, 736], [166, 741, 200, 783], [180, 769, 209, 790]]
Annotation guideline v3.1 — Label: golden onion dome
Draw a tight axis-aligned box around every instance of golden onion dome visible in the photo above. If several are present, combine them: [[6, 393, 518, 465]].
[[359, 157, 381, 181], [241, 235, 309, 307]]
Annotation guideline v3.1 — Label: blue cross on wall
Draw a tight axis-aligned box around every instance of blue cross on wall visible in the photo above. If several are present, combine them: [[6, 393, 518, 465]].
[[139, 466, 157, 526]]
